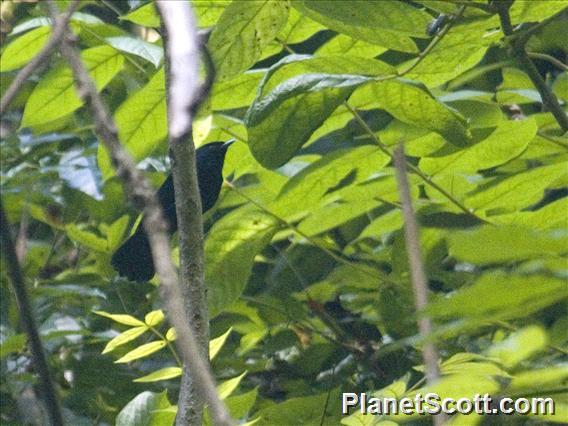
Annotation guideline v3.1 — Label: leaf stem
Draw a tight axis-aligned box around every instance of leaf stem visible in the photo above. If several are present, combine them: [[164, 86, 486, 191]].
[[224, 181, 394, 284], [344, 103, 489, 224], [150, 326, 182, 367]]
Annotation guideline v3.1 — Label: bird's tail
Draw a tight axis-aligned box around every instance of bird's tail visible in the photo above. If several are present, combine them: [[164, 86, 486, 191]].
[[111, 228, 155, 282]]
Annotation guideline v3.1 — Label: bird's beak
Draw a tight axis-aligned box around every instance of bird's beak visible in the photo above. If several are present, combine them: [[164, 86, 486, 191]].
[[223, 139, 236, 148]]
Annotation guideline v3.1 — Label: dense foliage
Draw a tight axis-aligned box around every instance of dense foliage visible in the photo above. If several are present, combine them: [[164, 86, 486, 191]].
[[1, 0, 567, 425]]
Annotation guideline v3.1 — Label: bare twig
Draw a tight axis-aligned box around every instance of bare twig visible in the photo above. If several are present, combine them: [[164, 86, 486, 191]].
[[493, 1, 568, 131], [0, 1, 79, 115], [156, 2, 232, 425], [0, 202, 64, 426], [527, 52, 568, 72], [44, 2, 231, 426], [398, 5, 467, 77], [393, 146, 443, 424]]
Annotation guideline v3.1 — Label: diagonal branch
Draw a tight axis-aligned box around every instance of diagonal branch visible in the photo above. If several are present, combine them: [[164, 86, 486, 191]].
[[0, 202, 64, 426], [0, 1, 79, 115], [493, 1, 568, 131], [45, 2, 231, 425], [393, 145, 443, 424]]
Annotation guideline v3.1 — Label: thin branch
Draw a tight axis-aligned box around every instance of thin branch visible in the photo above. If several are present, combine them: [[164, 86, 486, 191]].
[[393, 145, 443, 424], [527, 52, 568, 72], [0, 202, 64, 426], [224, 181, 395, 285], [494, 1, 568, 131], [0, 1, 79, 115], [156, 2, 232, 426], [344, 103, 489, 224], [45, 2, 231, 426], [398, 5, 467, 77]]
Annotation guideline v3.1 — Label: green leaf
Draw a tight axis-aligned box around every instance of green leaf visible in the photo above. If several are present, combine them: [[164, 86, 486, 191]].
[[356, 209, 403, 242], [116, 391, 170, 426], [193, 0, 232, 28], [352, 79, 471, 147], [105, 36, 162, 67], [115, 340, 166, 363], [1, 26, 51, 71], [509, 0, 568, 23], [120, 3, 160, 28], [509, 366, 568, 393], [294, 0, 431, 52], [21, 45, 124, 128], [102, 326, 148, 354], [210, 327, 232, 360], [208, 0, 289, 81], [256, 388, 341, 425], [94, 310, 146, 326], [212, 71, 264, 111], [206, 205, 280, 317], [106, 215, 130, 250], [144, 310, 164, 327], [437, 353, 509, 377], [427, 272, 568, 322], [0, 334, 27, 359], [448, 225, 568, 264], [98, 68, 166, 179], [402, 22, 498, 87], [246, 73, 371, 168], [165, 327, 176, 342], [133, 367, 182, 383], [487, 326, 547, 369], [272, 146, 391, 218], [316, 34, 387, 57], [420, 119, 537, 176], [217, 372, 247, 400], [66, 224, 108, 252], [465, 162, 567, 212], [493, 198, 568, 231]]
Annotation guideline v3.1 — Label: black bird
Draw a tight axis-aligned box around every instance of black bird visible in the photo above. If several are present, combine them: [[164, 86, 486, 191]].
[[111, 141, 233, 282]]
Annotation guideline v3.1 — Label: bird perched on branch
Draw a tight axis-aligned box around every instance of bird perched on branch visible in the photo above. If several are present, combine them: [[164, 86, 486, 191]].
[[111, 141, 233, 282]]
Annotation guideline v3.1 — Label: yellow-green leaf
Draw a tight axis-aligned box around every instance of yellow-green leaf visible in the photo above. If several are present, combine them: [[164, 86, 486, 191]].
[[210, 328, 232, 360], [116, 341, 166, 363], [21, 45, 123, 127], [102, 326, 148, 354], [133, 367, 182, 383], [144, 310, 164, 327], [94, 311, 146, 327]]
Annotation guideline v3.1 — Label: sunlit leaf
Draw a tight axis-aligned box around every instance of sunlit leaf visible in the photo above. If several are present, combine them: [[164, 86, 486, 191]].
[[208, 0, 289, 81], [21, 46, 124, 127], [115, 340, 166, 363], [102, 326, 148, 354], [133, 367, 182, 383]]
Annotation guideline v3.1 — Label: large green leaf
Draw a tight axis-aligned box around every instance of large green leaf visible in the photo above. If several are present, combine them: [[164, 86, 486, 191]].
[[448, 225, 567, 264], [211, 71, 265, 111], [208, 0, 289, 81], [427, 272, 568, 321], [97, 68, 166, 179], [206, 205, 280, 318], [21, 45, 124, 127], [402, 22, 499, 88], [1, 26, 51, 71], [293, 0, 431, 52], [116, 391, 170, 426], [420, 118, 537, 175], [351, 79, 471, 147], [465, 162, 567, 213], [120, 3, 160, 28], [256, 389, 341, 425], [271, 145, 390, 218], [246, 72, 371, 168]]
